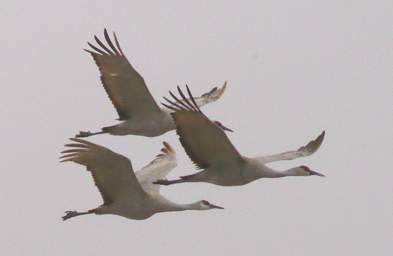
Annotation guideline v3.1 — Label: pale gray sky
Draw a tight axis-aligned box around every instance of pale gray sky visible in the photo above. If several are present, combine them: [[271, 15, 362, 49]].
[[1, 0, 392, 255]]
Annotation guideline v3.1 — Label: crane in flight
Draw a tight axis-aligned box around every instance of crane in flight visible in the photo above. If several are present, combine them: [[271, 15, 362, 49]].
[[154, 86, 326, 187], [76, 29, 227, 138], [60, 139, 223, 221]]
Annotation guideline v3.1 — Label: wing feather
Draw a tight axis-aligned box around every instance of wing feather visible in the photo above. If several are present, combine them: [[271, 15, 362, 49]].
[[165, 87, 244, 173], [86, 30, 161, 120], [60, 138, 148, 204], [161, 82, 227, 114], [257, 131, 325, 164], [136, 142, 177, 194]]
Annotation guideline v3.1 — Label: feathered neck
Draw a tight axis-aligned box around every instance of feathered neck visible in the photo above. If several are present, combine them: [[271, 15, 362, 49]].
[[260, 166, 305, 178]]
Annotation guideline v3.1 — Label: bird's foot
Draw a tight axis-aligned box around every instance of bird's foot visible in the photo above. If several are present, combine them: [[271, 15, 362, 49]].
[[153, 179, 171, 186], [75, 131, 92, 138], [62, 211, 78, 221]]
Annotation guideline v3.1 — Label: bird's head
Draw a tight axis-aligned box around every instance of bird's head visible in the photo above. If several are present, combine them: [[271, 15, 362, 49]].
[[213, 121, 233, 132], [298, 165, 325, 177], [197, 200, 224, 210]]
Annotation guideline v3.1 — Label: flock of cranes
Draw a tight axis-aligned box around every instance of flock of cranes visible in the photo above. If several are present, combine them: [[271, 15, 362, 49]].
[[61, 29, 326, 221]]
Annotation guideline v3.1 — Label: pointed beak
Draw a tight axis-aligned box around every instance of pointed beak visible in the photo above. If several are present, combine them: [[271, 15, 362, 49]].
[[210, 203, 224, 209], [221, 124, 234, 133], [309, 170, 325, 177]]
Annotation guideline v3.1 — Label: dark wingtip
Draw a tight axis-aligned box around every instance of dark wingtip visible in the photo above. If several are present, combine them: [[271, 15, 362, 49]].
[[94, 34, 115, 55], [87, 42, 107, 55], [317, 130, 326, 143], [185, 84, 201, 112], [169, 90, 193, 111], [177, 86, 197, 111], [161, 102, 178, 111], [112, 31, 124, 56], [208, 86, 218, 95], [83, 48, 94, 54], [163, 96, 183, 111], [163, 141, 175, 154], [103, 28, 120, 55]]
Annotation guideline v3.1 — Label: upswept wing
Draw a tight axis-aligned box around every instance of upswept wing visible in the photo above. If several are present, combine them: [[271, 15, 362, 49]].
[[162, 86, 244, 172], [136, 142, 177, 194], [161, 81, 227, 113], [256, 131, 325, 164], [60, 138, 148, 204], [85, 29, 161, 120]]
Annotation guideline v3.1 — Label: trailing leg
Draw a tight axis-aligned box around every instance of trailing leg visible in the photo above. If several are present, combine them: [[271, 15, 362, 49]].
[[75, 130, 107, 138], [153, 172, 204, 186], [62, 209, 94, 221], [153, 178, 186, 186]]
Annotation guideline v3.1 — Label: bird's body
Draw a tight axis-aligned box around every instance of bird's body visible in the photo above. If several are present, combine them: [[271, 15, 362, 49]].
[[155, 86, 326, 187], [76, 29, 226, 138], [92, 194, 202, 220], [102, 111, 175, 137], [60, 140, 223, 221], [180, 159, 263, 186], [178, 158, 321, 186]]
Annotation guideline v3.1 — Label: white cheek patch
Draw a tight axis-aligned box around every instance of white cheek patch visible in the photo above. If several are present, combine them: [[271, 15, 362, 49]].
[[109, 73, 118, 77]]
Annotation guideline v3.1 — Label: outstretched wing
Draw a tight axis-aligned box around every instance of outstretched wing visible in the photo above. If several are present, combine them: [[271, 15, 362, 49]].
[[256, 131, 325, 164], [161, 81, 227, 113], [162, 86, 244, 173], [136, 142, 177, 194], [60, 138, 148, 205], [85, 29, 161, 120]]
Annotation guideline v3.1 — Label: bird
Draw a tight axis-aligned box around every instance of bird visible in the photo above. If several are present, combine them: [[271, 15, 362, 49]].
[[60, 139, 223, 221], [154, 86, 326, 187], [76, 29, 227, 138]]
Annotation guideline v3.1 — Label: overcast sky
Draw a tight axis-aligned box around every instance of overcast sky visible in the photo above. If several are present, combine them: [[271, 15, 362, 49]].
[[1, 0, 392, 255]]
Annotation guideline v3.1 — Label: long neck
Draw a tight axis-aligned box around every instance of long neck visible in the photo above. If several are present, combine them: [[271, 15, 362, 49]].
[[157, 199, 201, 213], [246, 159, 303, 178], [273, 167, 303, 177], [260, 166, 303, 178], [175, 202, 201, 211]]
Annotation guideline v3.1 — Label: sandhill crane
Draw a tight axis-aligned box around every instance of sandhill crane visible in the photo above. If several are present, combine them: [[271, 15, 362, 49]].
[[60, 139, 223, 221], [154, 86, 326, 187], [76, 29, 227, 138]]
